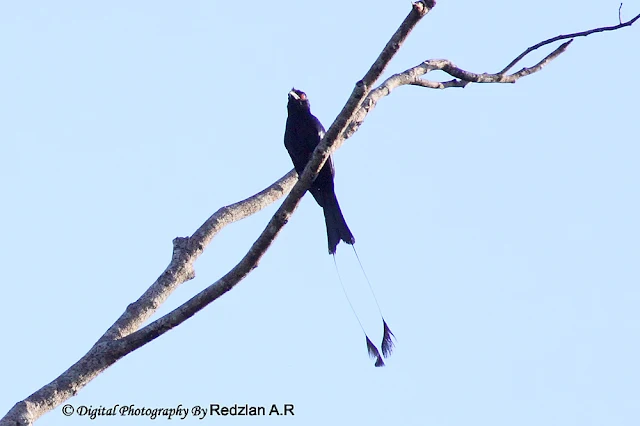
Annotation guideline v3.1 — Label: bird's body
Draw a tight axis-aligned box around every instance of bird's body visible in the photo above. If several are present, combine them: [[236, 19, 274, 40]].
[[283, 88, 394, 367], [284, 89, 355, 254]]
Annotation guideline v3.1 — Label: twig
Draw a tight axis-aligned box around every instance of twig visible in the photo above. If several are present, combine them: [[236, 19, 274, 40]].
[[499, 11, 640, 74]]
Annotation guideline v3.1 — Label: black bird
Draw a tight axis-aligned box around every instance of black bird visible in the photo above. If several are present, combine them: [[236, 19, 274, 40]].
[[284, 88, 355, 255], [284, 88, 395, 367]]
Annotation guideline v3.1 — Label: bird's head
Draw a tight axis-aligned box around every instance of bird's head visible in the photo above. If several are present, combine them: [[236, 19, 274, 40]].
[[288, 88, 310, 111]]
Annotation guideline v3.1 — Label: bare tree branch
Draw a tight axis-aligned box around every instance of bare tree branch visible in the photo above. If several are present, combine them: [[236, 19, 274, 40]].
[[499, 11, 640, 74], [0, 2, 435, 425], [3, 4, 637, 425], [444, 39, 573, 83], [98, 169, 298, 343], [344, 10, 639, 138], [343, 41, 571, 139], [0, 170, 297, 425], [121, 0, 435, 358]]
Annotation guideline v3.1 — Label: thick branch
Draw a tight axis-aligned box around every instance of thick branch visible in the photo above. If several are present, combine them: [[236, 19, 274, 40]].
[[121, 0, 435, 360], [1, 171, 297, 426], [98, 169, 298, 343], [0, 2, 435, 425]]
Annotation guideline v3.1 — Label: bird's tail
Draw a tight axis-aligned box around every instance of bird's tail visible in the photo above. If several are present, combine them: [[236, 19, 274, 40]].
[[322, 191, 355, 254]]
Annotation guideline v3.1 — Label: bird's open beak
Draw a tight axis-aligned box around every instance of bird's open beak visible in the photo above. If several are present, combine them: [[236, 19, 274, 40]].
[[288, 89, 300, 100]]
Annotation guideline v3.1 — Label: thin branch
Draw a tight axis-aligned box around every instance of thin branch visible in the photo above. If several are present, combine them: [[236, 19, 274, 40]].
[[0, 2, 435, 425], [344, 40, 571, 138], [499, 11, 640, 74], [444, 40, 573, 83], [344, 8, 639, 137]]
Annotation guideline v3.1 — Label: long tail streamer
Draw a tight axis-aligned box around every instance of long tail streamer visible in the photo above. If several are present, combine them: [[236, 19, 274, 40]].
[[352, 246, 396, 358], [333, 254, 384, 367]]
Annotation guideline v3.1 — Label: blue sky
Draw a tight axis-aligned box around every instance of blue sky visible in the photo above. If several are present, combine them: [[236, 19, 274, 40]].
[[1, 1, 639, 425]]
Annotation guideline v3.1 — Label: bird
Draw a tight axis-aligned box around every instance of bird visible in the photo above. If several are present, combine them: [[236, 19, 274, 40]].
[[283, 88, 395, 367], [284, 88, 355, 255]]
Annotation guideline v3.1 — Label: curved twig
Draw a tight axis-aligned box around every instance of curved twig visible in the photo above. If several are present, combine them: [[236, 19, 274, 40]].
[[619, 3, 624, 25]]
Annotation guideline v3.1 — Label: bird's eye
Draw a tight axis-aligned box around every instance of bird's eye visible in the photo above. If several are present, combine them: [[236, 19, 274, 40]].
[[299, 92, 307, 100]]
